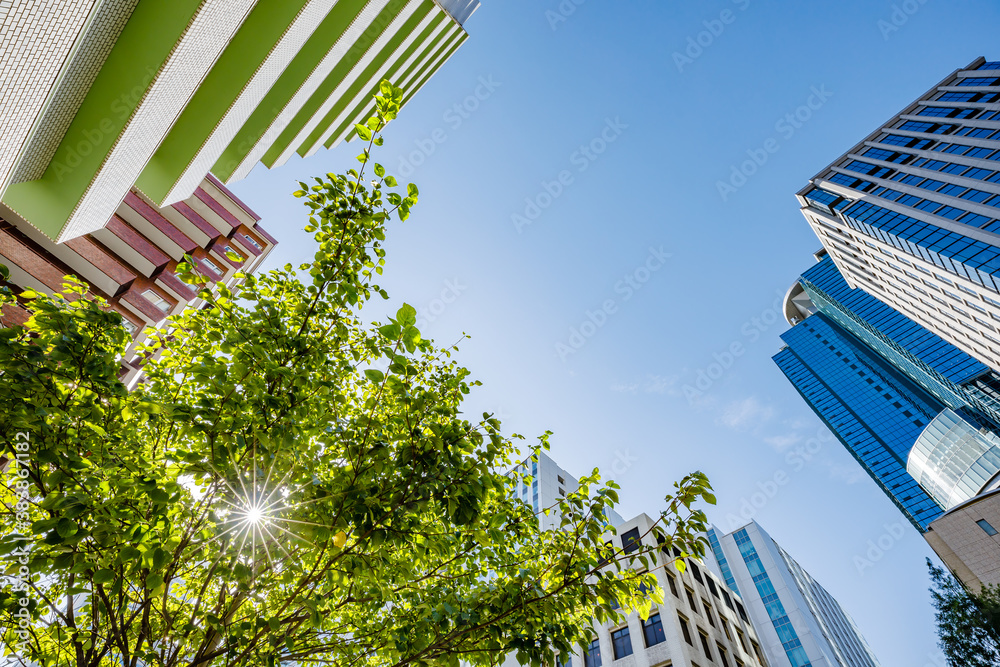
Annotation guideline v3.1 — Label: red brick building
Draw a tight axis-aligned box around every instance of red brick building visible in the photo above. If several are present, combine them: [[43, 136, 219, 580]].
[[0, 174, 275, 386]]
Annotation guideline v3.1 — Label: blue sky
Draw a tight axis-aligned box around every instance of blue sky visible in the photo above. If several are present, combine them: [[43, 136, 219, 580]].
[[229, 2, 1000, 664]]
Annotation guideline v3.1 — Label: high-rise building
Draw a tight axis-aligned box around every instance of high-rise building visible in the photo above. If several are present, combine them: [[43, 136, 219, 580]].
[[0, 0, 477, 243], [773, 252, 1000, 530], [774, 254, 1000, 588], [708, 521, 882, 667], [507, 454, 769, 667], [513, 452, 624, 531], [556, 512, 769, 667], [0, 175, 275, 387], [795, 56, 1000, 373]]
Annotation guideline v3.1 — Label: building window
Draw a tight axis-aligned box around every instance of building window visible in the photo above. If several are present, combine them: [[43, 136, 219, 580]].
[[642, 614, 665, 647], [598, 541, 614, 567], [121, 318, 139, 337], [142, 289, 172, 314], [690, 561, 704, 584], [621, 527, 641, 554], [720, 617, 733, 640], [666, 572, 679, 597], [735, 600, 749, 623], [611, 627, 633, 659], [242, 233, 262, 250], [751, 640, 766, 665], [557, 475, 565, 485], [686, 587, 698, 613], [717, 644, 732, 667], [706, 577, 719, 598], [202, 257, 225, 275], [736, 629, 749, 653], [558, 487, 565, 496], [977, 519, 999, 536], [584, 640, 601, 667], [722, 590, 735, 611], [677, 613, 693, 645], [702, 599, 716, 627], [698, 630, 713, 661]]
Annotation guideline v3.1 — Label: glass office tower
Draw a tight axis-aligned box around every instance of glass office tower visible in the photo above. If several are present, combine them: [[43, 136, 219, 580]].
[[709, 521, 882, 667], [774, 253, 1000, 531], [796, 57, 1000, 374]]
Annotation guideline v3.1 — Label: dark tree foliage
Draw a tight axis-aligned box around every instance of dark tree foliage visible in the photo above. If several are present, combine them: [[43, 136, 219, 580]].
[[929, 559, 1000, 666]]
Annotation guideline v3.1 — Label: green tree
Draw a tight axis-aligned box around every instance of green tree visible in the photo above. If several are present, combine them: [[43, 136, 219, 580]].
[[0, 81, 716, 667], [929, 559, 1000, 666]]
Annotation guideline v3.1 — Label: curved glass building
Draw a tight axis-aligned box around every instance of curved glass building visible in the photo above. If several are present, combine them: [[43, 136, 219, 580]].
[[907, 408, 1000, 509]]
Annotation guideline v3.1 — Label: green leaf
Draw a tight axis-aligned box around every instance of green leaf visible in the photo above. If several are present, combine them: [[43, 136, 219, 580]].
[[385, 176, 398, 187], [407, 183, 419, 197], [354, 124, 373, 141], [364, 369, 385, 384], [56, 518, 77, 538], [396, 304, 417, 327], [93, 569, 114, 585]]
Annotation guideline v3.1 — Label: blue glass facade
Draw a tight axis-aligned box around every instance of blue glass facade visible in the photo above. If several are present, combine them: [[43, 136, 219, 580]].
[[733, 529, 813, 667], [775, 313, 945, 530], [774, 255, 1000, 530], [801, 256, 989, 383], [708, 527, 741, 596]]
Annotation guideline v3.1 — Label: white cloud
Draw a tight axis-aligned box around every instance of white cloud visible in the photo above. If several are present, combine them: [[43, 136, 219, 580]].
[[610, 382, 639, 394], [764, 433, 801, 452], [644, 374, 681, 395], [719, 396, 775, 430], [826, 462, 867, 485]]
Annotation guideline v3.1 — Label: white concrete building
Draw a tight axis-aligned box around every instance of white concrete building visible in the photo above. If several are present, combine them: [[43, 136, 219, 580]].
[[708, 522, 881, 667], [795, 56, 1000, 373], [513, 452, 624, 531], [508, 454, 769, 667]]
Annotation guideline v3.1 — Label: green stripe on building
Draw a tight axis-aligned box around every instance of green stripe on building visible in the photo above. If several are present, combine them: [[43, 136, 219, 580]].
[[210, 0, 371, 182], [296, 1, 440, 157], [3, 0, 204, 239], [333, 24, 463, 146], [261, 0, 413, 167], [400, 32, 468, 107], [321, 14, 455, 148], [137, 0, 311, 205]]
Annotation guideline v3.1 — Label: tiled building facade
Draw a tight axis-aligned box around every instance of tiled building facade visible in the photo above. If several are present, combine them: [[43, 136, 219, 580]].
[[0, 0, 477, 243], [0, 174, 275, 386]]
